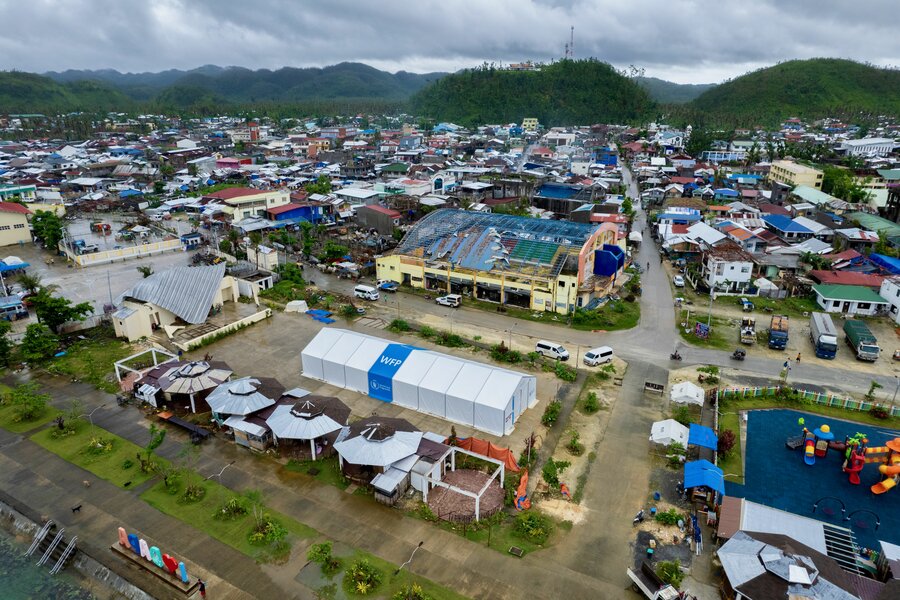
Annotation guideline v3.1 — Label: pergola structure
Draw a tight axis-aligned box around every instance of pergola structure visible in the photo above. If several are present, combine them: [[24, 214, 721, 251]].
[[422, 446, 505, 521], [113, 347, 178, 382]]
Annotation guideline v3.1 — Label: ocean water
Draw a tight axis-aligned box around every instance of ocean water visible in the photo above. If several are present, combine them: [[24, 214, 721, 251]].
[[0, 529, 94, 600]]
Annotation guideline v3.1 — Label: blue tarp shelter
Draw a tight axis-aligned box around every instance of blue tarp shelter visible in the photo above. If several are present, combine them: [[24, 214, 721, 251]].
[[688, 424, 718, 450], [869, 253, 900, 275], [119, 189, 143, 198], [683, 459, 725, 494]]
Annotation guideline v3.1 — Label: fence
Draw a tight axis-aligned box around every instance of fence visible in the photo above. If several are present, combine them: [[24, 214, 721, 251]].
[[717, 386, 900, 418], [61, 239, 183, 267], [174, 308, 272, 352], [57, 314, 107, 334], [757, 288, 788, 299]]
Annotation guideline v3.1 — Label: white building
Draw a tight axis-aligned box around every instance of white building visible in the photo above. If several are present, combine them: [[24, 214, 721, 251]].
[[879, 276, 900, 324], [839, 137, 896, 157], [702, 244, 755, 293]]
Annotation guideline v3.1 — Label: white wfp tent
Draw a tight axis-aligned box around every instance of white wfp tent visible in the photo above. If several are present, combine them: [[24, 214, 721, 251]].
[[671, 381, 705, 406], [650, 419, 690, 446], [300, 329, 537, 436]]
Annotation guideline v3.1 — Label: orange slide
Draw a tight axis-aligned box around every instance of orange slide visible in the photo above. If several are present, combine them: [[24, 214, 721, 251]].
[[870, 438, 900, 494]]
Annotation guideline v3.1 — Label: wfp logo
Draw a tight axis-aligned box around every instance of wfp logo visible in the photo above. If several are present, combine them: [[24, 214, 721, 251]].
[[379, 356, 403, 367], [371, 380, 391, 392]]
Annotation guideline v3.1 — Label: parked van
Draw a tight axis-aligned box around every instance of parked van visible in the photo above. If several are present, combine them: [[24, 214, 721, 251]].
[[583, 346, 614, 366], [354, 285, 380, 301], [0, 297, 28, 321], [535, 340, 569, 361]]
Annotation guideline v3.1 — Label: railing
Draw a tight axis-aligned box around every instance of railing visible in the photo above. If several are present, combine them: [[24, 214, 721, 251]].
[[24, 520, 53, 556], [717, 386, 900, 418], [50, 536, 77, 575], [36, 529, 65, 566]]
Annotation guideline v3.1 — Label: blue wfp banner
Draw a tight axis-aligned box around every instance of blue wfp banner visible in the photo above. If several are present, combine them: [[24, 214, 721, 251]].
[[368, 344, 415, 402]]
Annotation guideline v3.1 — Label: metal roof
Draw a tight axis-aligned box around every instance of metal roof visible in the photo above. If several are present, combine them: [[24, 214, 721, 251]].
[[118, 263, 226, 324]]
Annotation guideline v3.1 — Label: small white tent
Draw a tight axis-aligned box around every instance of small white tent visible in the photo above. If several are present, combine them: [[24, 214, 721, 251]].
[[650, 419, 689, 446], [671, 381, 705, 406]]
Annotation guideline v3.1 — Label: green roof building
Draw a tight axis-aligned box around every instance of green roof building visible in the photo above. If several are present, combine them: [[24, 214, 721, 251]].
[[812, 283, 888, 316]]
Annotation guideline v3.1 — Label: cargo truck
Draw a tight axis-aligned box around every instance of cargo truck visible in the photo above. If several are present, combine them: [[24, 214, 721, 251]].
[[810, 312, 838, 359], [843, 319, 880, 361], [740, 316, 756, 344], [767, 315, 789, 350]]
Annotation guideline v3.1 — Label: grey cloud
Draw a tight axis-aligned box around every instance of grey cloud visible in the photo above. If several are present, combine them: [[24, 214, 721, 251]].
[[0, 0, 897, 83]]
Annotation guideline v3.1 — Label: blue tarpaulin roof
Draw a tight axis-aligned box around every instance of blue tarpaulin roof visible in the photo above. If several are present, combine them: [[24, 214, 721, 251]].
[[119, 189, 143, 198], [869, 253, 900, 275], [0, 262, 29, 273], [684, 459, 725, 494], [688, 424, 718, 450]]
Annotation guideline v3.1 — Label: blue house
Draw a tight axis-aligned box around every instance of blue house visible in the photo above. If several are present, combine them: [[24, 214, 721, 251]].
[[761, 214, 813, 240], [593, 147, 618, 166], [267, 202, 322, 224]]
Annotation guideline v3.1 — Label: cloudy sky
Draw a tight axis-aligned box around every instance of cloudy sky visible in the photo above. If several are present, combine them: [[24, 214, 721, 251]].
[[1, 0, 897, 83]]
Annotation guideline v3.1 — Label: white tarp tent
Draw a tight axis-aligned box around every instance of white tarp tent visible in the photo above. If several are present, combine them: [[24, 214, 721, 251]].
[[392, 352, 438, 411], [671, 381, 705, 406], [650, 419, 689, 446], [285, 300, 309, 313], [300, 328, 537, 436], [300, 328, 344, 380], [344, 338, 389, 394]]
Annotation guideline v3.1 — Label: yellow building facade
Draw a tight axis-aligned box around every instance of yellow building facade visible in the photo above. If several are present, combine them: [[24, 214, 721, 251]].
[[768, 160, 824, 189]]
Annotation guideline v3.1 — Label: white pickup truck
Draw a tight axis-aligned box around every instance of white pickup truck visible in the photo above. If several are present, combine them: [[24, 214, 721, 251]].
[[627, 562, 680, 600]]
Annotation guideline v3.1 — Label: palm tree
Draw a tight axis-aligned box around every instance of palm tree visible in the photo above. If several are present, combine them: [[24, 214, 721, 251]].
[[17, 272, 57, 296]]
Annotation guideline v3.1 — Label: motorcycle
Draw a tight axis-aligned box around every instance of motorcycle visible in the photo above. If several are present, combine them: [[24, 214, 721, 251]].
[[731, 349, 746, 361], [670, 352, 682, 361], [632, 509, 645, 526]]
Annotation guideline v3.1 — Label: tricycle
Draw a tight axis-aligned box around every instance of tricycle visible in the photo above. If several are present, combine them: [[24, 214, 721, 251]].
[[731, 349, 746, 361]]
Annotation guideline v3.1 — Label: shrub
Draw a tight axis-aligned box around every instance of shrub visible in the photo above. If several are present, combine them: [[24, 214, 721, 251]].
[[85, 436, 115, 456], [435, 331, 466, 348], [122, 458, 134, 470], [307, 541, 341, 575], [624, 294, 636, 303], [541, 400, 562, 426], [514, 512, 553, 545], [582, 391, 600, 414], [8, 383, 49, 423], [388, 319, 410, 332], [541, 458, 570, 488], [672, 405, 692, 426], [566, 430, 584, 456], [656, 560, 685, 588], [214, 496, 250, 521], [344, 559, 382, 596], [249, 513, 287, 546], [667, 442, 686, 469], [718, 429, 737, 457], [419, 325, 436, 338], [595, 363, 616, 381], [393, 584, 432, 600], [869, 406, 889, 419], [416, 503, 438, 522], [554, 362, 577, 382], [655, 508, 684, 526], [526, 351, 540, 365], [490, 342, 523, 364], [339, 304, 359, 318], [697, 365, 720, 384], [180, 483, 206, 504]]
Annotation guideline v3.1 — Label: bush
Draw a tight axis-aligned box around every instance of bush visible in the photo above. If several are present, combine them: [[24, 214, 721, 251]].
[[340, 304, 359, 318], [85, 436, 115, 456], [655, 508, 684, 526], [869, 406, 889, 419], [434, 331, 466, 348], [416, 502, 438, 522], [214, 496, 250, 521], [541, 458, 570, 488], [344, 559, 383, 596], [388, 319, 410, 332], [541, 400, 562, 426], [514, 512, 553, 545], [307, 541, 341, 575], [595, 363, 616, 381], [122, 458, 134, 470], [656, 560, 685, 589], [180, 483, 206, 504], [667, 442, 686, 469], [554, 362, 577, 382], [718, 429, 737, 457], [582, 391, 600, 414], [697, 365, 720, 384], [490, 342, 523, 364], [393, 584, 432, 600], [419, 325, 436, 338], [8, 383, 50, 423], [566, 430, 584, 456], [672, 405, 692, 426], [249, 513, 287, 546]]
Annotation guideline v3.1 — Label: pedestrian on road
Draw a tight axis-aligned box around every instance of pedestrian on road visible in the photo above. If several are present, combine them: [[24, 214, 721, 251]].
[[199, 579, 206, 598], [646, 261, 650, 271], [796, 352, 801, 362]]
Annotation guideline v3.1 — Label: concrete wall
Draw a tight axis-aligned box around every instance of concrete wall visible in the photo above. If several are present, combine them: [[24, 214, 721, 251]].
[[63, 238, 183, 267], [175, 308, 272, 352], [0, 212, 31, 246]]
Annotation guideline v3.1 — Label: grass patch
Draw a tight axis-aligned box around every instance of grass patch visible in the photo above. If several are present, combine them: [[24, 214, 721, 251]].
[[719, 394, 900, 429], [44, 327, 134, 393], [717, 411, 743, 483], [335, 549, 470, 600], [0, 382, 59, 432], [571, 299, 640, 331], [259, 279, 307, 304], [407, 508, 550, 556], [31, 422, 158, 488], [677, 315, 733, 350], [283, 456, 349, 490], [140, 480, 316, 562]]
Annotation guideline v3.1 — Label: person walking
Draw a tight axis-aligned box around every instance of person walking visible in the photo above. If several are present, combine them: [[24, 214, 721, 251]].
[[198, 579, 206, 598], [796, 352, 801, 362]]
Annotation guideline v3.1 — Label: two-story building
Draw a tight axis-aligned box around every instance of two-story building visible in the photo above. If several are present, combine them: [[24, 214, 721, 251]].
[[204, 187, 290, 222], [701, 243, 755, 294]]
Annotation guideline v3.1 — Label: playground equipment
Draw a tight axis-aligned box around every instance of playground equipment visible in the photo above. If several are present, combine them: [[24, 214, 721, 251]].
[[804, 430, 816, 465], [871, 438, 900, 495], [796, 423, 834, 465], [813, 425, 835, 458], [844, 449, 866, 485], [841, 433, 869, 485]]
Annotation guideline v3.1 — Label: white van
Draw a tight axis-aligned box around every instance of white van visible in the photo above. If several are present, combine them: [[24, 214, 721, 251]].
[[354, 284, 379, 301], [583, 346, 614, 366], [535, 340, 569, 361]]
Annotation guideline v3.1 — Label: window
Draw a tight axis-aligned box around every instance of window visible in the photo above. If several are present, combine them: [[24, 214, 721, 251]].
[[858, 303, 871, 310], [13, 224, 25, 229], [741, 266, 750, 273], [0, 225, 9, 231]]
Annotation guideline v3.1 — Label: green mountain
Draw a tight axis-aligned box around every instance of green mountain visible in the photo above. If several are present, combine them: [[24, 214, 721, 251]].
[[688, 58, 900, 125], [0, 71, 134, 113], [46, 62, 445, 103], [635, 76, 714, 103], [410, 59, 655, 127]]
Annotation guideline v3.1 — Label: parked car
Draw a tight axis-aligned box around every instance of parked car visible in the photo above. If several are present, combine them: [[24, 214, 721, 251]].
[[435, 294, 461, 307], [673, 275, 685, 287], [535, 340, 569, 361], [583, 346, 614, 366], [376, 280, 399, 292]]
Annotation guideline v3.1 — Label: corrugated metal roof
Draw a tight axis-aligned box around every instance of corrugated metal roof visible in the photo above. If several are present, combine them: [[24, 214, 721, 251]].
[[119, 263, 226, 324]]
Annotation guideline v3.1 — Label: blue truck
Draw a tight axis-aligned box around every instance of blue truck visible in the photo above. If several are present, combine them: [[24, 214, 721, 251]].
[[767, 315, 789, 350], [809, 312, 838, 359]]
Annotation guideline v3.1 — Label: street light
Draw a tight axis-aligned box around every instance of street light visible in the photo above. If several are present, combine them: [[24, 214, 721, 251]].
[[891, 375, 899, 407], [80, 404, 107, 436], [205, 460, 236, 480]]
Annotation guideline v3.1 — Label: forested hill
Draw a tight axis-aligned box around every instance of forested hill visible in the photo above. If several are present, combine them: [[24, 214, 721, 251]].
[[687, 58, 900, 125], [0, 71, 134, 113], [634, 76, 714, 104], [410, 60, 655, 127], [45, 63, 445, 103]]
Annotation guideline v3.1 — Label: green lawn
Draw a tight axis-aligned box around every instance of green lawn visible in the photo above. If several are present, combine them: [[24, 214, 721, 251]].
[[571, 299, 641, 331], [0, 395, 59, 433], [407, 507, 551, 557], [31, 422, 157, 488], [140, 479, 316, 561], [283, 456, 350, 490], [717, 412, 743, 483], [335, 549, 471, 600], [677, 315, 734, 350], [44, 328, 135, 393]]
